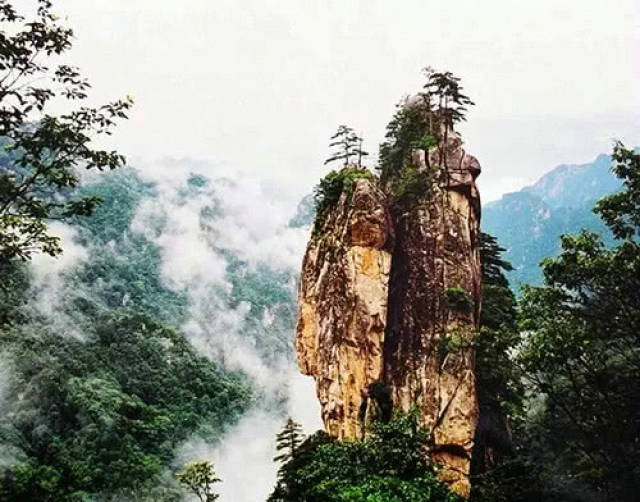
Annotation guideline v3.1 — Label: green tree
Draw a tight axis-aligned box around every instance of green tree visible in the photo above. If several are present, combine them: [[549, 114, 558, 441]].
[[473, 233, 520, 473], [378, 67, 473, 184], [0, 311, 250, 500], [470, 233, 541, 502], [516, 142, 640, 500], [421, 68, 474, 133], [274, 418, 304, 464], [353, 132, 368, 168], [269, 412, 461, 502], [325, 125, 367, 167], [312, 166, 374, 235], [176, 461, 221, 502], [0, 0, 132, 262], [594, 141, 640, 240], [378, 101, 428, 181], [270, 418, 306, 501]]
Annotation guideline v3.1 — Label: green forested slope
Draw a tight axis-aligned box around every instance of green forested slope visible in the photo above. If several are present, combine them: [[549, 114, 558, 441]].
[[0, 169, 290, 500]]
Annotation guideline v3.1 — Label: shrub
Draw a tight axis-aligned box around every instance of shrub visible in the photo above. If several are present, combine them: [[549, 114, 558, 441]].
[[312, 167, 375, 234], [270, 411, 461, 502], [444, 287, 474, 313], [390, 164, 432, 210]]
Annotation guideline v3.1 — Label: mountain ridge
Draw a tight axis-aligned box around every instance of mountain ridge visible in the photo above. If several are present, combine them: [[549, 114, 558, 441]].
[[482, 151, 627, 287]]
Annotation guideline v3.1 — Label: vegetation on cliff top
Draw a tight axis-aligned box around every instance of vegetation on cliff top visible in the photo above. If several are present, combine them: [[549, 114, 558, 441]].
[[312, 166, 375, 235], [324, 125, 368, 168], [378, 68, 474, 184], [312, 68, 474, 235]]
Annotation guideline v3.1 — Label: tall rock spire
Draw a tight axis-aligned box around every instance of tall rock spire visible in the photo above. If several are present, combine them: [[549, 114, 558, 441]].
[[383, 130, 481, 496], [297, 105, 482, 498]]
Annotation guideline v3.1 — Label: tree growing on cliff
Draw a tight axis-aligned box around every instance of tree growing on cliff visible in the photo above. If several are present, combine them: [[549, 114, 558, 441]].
[[378, 68, 474, 183], [324, 125, 368, 167], [470, 233, 539, 502], [421, 67, 474, 132], [0, 0, 133, 262], [378, 102, 427, 180], [421, 68, 474, 169]]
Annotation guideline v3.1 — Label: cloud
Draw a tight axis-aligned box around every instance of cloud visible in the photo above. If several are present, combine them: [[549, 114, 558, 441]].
[[56, 0, 640, 203], [132, 195, 229, 289], [130, 159, 321, 499], [177, 371, 321, 502], [177, 409, 282, 502], [28, 222, 89, 337]]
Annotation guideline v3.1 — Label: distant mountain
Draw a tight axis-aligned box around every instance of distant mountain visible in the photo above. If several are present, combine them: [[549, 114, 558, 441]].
[[483, 153, 622, 289], [520, 154, 622, 209]]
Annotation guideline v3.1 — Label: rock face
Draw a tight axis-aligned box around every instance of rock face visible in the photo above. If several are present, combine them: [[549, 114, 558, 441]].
[[297, 132, 482, 497], [297, 179, 393, 439]]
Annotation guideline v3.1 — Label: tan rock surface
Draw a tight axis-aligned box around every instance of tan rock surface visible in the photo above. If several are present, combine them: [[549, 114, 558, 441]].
[[296, 178, 393, 439], [296, 132, 482, 497]]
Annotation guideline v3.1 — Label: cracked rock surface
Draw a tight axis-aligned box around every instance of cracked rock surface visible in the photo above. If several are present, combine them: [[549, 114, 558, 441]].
[[297, 135, 482, 497]]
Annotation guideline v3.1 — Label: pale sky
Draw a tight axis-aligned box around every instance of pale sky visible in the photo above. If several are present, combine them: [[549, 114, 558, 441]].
[[52, 0, 640, 201]]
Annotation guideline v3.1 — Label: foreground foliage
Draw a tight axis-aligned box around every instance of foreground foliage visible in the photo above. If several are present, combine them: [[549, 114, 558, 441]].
[[0, 312, 250, 500], [176, 461, 221, 502], [269, 412, 461, 502], [514, 142, 640, 499], [472, 143, 640, 501], [0, 0, 132, 261]]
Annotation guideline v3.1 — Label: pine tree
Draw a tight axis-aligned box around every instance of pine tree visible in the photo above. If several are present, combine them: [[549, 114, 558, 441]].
[[479, 232, 514, 291], [353, 133, 369, 168], [378, 67, 474, 182], [422, 68, 474, 168], [324, 125, 367, 167], [269, 418, 306, 501], [274, 417, 304, 464], [422, 68, 474, 131]]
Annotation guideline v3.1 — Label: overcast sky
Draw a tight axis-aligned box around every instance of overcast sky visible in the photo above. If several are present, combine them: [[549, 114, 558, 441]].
[[53, 0, 640, 202]]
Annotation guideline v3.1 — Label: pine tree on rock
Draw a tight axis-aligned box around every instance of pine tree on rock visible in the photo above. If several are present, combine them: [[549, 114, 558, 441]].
[[324, 125, 368, 167], [354, 133, 369, 168], [378, 67, 474, 181], [422, 67, 474, 132]]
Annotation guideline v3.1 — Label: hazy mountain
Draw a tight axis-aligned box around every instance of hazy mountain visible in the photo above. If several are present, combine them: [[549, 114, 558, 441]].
[[482, 153, 622, 288]]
